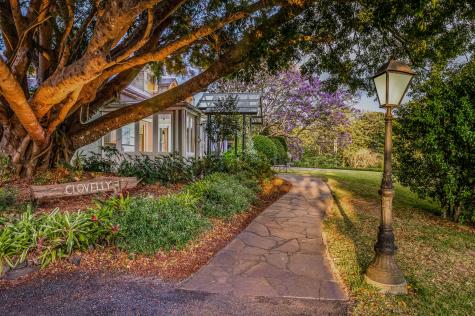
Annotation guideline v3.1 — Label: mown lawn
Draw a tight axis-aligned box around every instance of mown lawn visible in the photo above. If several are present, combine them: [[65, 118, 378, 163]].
[[287, 168, 475, 315]]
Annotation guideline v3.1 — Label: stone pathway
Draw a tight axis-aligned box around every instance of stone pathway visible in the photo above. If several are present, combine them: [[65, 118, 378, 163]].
[[180, 174, 347, 301]]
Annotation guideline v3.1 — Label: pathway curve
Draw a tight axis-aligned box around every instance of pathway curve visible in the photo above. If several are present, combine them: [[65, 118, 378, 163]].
[[180, 174, 347, 300]]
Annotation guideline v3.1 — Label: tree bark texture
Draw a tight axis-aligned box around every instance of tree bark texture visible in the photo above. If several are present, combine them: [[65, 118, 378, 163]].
[[0, 0, 307, 176]]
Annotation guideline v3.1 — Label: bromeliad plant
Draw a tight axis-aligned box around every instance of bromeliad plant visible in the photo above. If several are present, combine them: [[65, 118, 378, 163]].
[[0, 209, 36, 271], [34, 208, 116, 266], [0, 154, 272, 273], [0, 205, 116, 272]]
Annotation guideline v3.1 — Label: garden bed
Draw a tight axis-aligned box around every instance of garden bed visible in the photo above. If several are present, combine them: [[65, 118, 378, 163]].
[[0, 177, 290, 287]]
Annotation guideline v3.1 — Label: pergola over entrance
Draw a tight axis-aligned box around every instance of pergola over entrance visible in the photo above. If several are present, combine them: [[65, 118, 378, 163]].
[[196, 93, 263, 155], [197, 92, 262, 115]]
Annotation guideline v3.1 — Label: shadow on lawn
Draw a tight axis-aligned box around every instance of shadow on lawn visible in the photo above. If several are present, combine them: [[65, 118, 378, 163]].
[[330, 190, 374, 276]]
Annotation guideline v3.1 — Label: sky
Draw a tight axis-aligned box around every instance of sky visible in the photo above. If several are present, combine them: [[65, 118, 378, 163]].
[[194, 89, 384, 112], [356, 91, 383, 112]]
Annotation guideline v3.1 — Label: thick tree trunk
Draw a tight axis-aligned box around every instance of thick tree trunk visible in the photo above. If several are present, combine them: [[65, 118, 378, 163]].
[[0, 124, 76, 177]]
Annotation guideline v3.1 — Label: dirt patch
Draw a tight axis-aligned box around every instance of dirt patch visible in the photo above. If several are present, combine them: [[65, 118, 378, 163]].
[[126, 182, 183, 198], [0, 178, 291, 288]]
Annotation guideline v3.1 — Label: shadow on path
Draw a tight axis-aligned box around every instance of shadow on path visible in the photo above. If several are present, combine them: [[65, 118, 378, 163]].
[[181, 174, 348, 302], [0, 272, 348, 315]]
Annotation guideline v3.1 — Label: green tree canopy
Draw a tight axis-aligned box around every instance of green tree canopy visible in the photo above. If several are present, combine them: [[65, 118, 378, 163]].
[[0, 0, 473, 176], [394, 60, 475, 223]]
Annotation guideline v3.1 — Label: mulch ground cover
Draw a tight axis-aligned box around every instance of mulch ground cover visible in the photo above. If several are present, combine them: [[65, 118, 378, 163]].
[[1, 173, 183, 213], [0, 178, 291, 288]]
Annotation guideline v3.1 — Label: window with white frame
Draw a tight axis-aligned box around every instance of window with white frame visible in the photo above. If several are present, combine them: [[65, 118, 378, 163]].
[[121, 123, 135, 152]]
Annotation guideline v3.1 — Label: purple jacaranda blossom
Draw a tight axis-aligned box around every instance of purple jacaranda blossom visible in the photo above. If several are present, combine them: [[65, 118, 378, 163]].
[[209, 68, 357, 157]]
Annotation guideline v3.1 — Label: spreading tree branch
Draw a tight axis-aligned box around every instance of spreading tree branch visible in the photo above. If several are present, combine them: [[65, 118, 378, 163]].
[[0, 1, 18, 56], [96, 0, 279, 85], [9, 0, 24, 36], [31, 0, 162, 118], [112, 9, 155, 63], [63, 0, 99, 67], [71, 5, 303, 147], [56, 0, 75, 68], [0, 60, 45, 144], [47, 88, 81, 135]]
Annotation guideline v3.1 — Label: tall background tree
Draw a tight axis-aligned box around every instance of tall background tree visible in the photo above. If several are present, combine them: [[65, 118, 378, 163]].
[[394, 60, 475, 223], [0, 0, 473, 176]]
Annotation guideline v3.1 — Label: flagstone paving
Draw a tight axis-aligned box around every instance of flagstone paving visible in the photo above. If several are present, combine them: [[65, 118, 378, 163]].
[[180, 174, 347, 301]]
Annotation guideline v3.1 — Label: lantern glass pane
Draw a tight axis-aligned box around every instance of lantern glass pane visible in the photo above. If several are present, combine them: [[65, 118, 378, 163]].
[[388, 72, 412, 105], [373, 73, 387, 106]]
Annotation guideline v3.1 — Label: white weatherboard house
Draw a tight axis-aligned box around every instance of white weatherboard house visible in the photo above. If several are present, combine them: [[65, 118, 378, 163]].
[[78, 69, 263, 159], [79, 68, 207, 159]]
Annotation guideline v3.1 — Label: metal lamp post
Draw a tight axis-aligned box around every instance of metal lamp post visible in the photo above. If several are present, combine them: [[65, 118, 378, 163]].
[[365, 59, 415, 294]]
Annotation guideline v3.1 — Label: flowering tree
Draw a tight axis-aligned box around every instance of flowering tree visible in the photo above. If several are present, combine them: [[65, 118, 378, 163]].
[[0, 0, 471, 175], [211, 69, 355, 157]]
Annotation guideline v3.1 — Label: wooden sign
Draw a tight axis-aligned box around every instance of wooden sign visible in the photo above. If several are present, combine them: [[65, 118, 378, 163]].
[[31, 177, 140, 200]]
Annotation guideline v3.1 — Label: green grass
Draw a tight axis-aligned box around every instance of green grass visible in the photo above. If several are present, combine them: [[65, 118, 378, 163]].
[[0, 187, 17, 212], [287, 168, 475, 315]]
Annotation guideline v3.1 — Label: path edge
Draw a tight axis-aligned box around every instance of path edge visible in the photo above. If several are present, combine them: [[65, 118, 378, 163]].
[[320, 179, 351, 303]]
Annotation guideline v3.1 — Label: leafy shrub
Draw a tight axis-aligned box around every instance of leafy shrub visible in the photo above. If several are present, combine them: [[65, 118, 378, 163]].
[[111, 195, 209, 254], [192, 153, 235, 178], [118, 153, 194, 184], [186, 173, 255, 218], [269, 136, 288, 163], [232, 171, 262, 193], [80, 146, 120, 173], [295, 153, 343, 169], [78, 144, 273, 185], [342, 148, 382, 169], [252, 135, 279, 164], [0, 154, 13, 181], [0, 187, 17, 211], [240, 153, 273, 180]]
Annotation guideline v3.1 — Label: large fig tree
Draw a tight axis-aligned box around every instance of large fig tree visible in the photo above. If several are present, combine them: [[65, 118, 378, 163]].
[[0, 0, 473, 176]]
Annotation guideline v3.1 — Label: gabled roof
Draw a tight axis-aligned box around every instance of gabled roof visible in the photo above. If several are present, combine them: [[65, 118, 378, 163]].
[[158, 77, 178, 87], [122, 85, 153, 100]]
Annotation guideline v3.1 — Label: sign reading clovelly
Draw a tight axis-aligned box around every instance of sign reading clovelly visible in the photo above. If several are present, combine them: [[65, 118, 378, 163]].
[[64, 179, 120, 195], [31, 177, 139, 200]]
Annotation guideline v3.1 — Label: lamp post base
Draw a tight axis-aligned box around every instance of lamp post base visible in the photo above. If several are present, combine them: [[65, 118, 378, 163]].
[[365, 275, 407, 295], [365, 253, 407, 294]]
